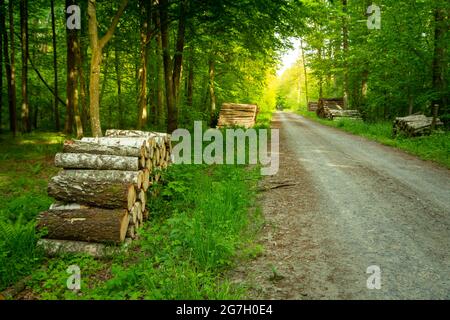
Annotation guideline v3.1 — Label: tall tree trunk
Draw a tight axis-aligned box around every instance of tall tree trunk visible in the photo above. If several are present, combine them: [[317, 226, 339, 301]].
[[186, 52, 194, 107], [431, 6, 447, 130], [172, 0, 186, 106], [300, 39, 309, 106], [0, 4, 3, 133], [65, 0, 77, 134], [154, 9, 164, 128], [342, 0, 349, 109], [20, 0, 30, 133], [114, 41, 123, 128], [87, 0, 129, 137], [51, 0, 60, 131], [75, 34, 88, 134], [208, 57, 216, 121], [7, 0, 17, 136], [137, 0, 150, 129], [159, 0, 175, 133], [317, 47, 323, 100]]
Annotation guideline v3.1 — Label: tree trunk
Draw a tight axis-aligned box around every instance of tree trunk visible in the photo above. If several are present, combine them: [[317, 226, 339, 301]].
[[51, 0, 59, 131], [317, 47, 323, 100], [88, 0, 129, 137], [20, 0, 30, 133], [48, 174, 136, 210], [172, 0, 186, 106], [431, 6, 447, 130], [186, 50, 194, 107], [81, 136, 151, 149], [0, 3, 2, 133], [6, 0, 17, 136], [300, 39, 309, 106], [55, 169, 144, 190], [114, 41, 123, 128], [37, 209, 129, 244], [37, 239, 122, 258], [208, 57, 216, 122], [54, 153, 141, 171], [155, 10, 165, 128], [342, 0, 349, 109], [159, 0, 175, 133], [137, 0, 150, 129], [65, 0, 77, 134], [63, 140, 145, 157]]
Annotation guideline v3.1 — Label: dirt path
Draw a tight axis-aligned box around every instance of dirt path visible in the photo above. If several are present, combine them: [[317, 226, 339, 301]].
[[234, 111, 450, 300]]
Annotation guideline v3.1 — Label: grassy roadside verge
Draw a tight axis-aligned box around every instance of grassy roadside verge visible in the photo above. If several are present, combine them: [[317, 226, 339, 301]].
[[0, 132, 263, 299], [296, 110, 450, 169]]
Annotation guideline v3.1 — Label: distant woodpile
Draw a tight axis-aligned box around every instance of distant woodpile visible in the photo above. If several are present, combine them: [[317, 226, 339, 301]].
[[217, 103, 259, 128], [393, 115, 443, 137], [308, 101, 318, 112], [316, 98, 362, 120], [36, 130, 172, 258]]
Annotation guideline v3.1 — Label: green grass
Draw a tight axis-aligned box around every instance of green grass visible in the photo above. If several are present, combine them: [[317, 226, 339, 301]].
[[297, 109, 450, 169], [0, 131, 263, 299], [0, 132, 66, 291]]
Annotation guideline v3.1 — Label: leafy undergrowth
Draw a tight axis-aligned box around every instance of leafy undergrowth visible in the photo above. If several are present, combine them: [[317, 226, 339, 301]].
[[24, 164, 262, 300], [297, 110, 450, 169], [0, 132, 66, 290]]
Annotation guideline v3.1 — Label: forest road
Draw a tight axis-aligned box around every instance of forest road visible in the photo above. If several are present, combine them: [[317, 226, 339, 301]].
[[236, 111, 450, 299]]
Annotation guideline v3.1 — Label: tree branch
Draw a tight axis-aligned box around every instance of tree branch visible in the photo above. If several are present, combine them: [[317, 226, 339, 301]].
[[99, 0, 129, 49]]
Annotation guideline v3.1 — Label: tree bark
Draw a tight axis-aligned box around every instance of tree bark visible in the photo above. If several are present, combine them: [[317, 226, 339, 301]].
[[48, 174, 136, 210], [56, 169, 144, 189], [186, 50, 194, 107], [37, 209, 129, 244], [155, 10, 165, 128], [342, 0, 349, 109], [0, 2, 2, 133], [6, 0, 17, 136], [88, 0, 129, 137], [63, 140, 145, 158], [431, 6, 447, 130], [172, 0, 186, 106], [208, 57, 216, 122], [37, 239, 122, 258], [159, 0, 175, 133], [54, 153, 141, 171], [81, 136, 151, 149], [137, 0, 151, 129], [300, 39, 309, 106], [65, 0, 76, 134], [51, 0, 59, 131], [114, 40, 124, 128], [20, 0, 30, 133]]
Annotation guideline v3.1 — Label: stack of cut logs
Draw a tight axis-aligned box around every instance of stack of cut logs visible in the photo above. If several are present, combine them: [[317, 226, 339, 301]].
[[37, 130, 172, 257], [316, 98, 362, 120], [217, 103, 259, 128], [307, 101, 318, 112], [393, 114, 443, 137]]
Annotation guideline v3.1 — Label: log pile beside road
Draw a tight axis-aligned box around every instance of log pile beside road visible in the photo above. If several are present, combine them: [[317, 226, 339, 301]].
[[393, 115, 443, 137], [217, 103, 259, 128], [316, 98, 362, 120], [307, 101, 318, 112], [37, 130, 172, 257]]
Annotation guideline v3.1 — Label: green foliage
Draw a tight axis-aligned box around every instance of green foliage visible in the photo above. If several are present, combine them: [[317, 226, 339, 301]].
[[0, 221, 42, 291]]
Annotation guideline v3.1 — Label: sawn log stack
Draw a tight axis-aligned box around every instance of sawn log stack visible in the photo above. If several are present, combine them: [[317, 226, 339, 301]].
[[37, 130, 172, 257]]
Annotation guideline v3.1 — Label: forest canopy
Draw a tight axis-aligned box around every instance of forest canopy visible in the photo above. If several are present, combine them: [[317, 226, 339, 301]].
[[0, 0, 449, 137]]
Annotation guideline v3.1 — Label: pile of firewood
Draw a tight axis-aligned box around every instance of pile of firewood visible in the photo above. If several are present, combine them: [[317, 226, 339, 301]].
[[393, 115, 443, 137], [307, 101, 318, 112], [36, 130, 172, 257], [217, 103, 259, 128], [316, 98, 362, 120]]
